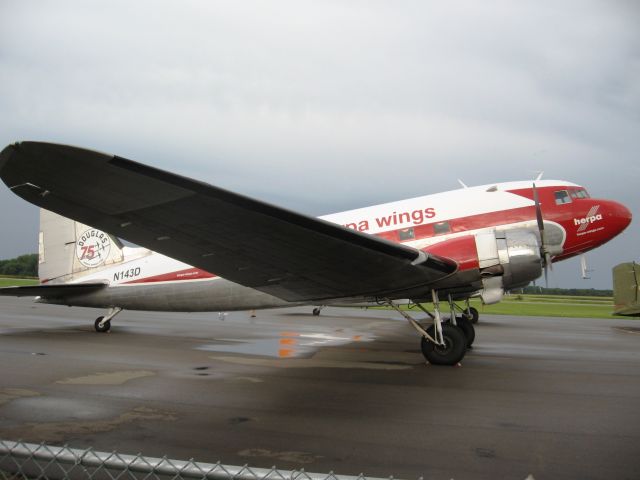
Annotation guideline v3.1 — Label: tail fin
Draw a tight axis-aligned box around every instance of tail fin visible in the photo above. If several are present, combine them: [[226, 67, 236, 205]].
[[38, 209, 124, 284]]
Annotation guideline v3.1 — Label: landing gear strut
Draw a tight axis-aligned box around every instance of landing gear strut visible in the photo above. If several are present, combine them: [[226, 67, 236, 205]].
[[409, 296, 477, 349], [446, 298, 479, 324], [387, 290, 467, 366], [446, 295, 476, 348], [467, 306, 479, 324], [458, 298, 479, 324], [94, 307, 122, 333]]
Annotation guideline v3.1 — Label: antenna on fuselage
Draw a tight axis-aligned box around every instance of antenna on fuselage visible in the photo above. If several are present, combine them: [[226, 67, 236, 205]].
[[534, 171, 544, 181], [457, 179, 469, 189], [581, 254, 593, 280]]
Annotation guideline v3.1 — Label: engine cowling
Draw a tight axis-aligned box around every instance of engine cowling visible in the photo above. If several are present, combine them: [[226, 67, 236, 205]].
[[422, 229, 543, 304], [476, 230, 543, 287]]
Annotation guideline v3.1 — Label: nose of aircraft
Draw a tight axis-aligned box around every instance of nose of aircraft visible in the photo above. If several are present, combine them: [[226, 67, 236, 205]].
[[606, 200, 632, 234]]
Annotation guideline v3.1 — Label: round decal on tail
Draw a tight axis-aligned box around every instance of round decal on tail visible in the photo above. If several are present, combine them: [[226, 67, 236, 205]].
[[76, 228, 111, 268]]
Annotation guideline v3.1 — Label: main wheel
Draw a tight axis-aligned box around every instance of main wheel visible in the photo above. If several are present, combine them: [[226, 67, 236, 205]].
[[94, 316, 111, 333], [312, 307, 321, 316], [456, 315, 476, 348], [420, 324, 466, 365], [464, 306, 479, 324]]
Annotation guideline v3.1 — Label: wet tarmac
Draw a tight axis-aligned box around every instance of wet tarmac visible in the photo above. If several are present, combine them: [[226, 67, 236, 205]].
[[1, 296, 640, 479]]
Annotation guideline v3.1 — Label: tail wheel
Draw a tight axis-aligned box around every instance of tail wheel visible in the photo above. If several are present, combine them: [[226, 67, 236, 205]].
[[465, 306, 479, 324], [94, 316, 111, 333], [456, 315, 476, 348], [421, 324, 466, 365]]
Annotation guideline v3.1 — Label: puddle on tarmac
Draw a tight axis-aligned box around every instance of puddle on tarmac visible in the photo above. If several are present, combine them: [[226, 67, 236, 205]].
[[8, 396, 117, 422], [196, 330, 373, 358], [0, 388, 40, 407]]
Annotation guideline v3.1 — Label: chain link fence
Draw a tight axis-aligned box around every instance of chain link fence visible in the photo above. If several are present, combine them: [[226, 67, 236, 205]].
[[0, 440, 403, 480]]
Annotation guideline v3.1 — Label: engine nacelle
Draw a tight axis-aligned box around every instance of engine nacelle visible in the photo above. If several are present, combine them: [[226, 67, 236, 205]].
[[475, 230, 542, 303], [422, 229, 543, 304]]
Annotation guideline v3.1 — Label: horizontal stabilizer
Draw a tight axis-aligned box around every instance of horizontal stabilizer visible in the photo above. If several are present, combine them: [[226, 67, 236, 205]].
[[0, 282, 107, 298]]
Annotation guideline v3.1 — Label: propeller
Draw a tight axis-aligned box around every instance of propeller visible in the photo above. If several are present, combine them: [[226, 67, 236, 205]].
[[532, 183, 552, 287]]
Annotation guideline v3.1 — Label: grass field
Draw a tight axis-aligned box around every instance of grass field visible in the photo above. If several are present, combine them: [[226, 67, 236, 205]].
[[0, 278, 39, 287], [464, 294, 619, 319], [385, 294, 622, 319]]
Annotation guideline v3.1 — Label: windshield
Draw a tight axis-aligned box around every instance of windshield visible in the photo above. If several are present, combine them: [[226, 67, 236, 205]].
[[569, 188, 590, 199]]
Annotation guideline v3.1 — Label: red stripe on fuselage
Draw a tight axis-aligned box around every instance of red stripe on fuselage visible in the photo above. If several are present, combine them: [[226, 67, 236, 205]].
[[123, 268, 216, 284]]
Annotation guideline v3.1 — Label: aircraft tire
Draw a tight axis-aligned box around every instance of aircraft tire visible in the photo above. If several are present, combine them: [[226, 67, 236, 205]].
[[456, 315, 476, 348], [312, 307, 321, 316], [94, 317, 111, 333], [465, 306, 479, 324], [421, 324, 466, 366]]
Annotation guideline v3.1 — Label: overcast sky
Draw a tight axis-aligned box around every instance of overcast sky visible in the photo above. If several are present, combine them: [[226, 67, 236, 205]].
[[0, 0, 638, 289]]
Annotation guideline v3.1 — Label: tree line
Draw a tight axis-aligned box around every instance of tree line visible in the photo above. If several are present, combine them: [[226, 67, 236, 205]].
[[0, 254, 38, 277], [519, 285, 613, 297]]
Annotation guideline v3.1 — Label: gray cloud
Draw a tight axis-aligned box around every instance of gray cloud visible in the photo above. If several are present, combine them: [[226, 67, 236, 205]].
[[0, 0, 638, 288]]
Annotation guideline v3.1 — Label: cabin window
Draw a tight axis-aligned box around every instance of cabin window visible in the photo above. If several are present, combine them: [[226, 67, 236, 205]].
[[433, 221, 451, 235], [554, 190, 572, 205], [398, 228, 415, 241]]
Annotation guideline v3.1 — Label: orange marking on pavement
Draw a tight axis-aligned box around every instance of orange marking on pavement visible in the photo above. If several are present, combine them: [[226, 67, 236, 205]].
[[280, 331, 300, 337]]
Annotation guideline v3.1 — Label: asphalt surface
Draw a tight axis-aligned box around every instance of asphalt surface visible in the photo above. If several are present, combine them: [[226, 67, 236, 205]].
[[1, 296, 639, 480]]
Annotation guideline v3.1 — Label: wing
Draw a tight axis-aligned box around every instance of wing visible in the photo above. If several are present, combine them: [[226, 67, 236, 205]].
[[0, 142, 457, 302], [0, 282, 107, 298]]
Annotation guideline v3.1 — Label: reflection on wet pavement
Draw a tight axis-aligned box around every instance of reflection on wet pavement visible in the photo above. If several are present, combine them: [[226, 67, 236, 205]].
[[196, 329, 373, 358]]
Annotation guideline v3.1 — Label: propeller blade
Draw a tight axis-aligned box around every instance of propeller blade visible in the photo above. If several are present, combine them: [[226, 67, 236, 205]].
[[533, 183, 553, 281], [532, 183, 545, 235], [544, 263, 549, 288]]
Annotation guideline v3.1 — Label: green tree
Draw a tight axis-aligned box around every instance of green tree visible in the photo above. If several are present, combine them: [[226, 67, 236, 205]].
[[0, 254, 38, 277], [520, 286, 612, 297]]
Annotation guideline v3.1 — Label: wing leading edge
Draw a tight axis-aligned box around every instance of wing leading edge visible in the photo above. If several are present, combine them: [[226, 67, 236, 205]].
[[0, 142, 457, 302]]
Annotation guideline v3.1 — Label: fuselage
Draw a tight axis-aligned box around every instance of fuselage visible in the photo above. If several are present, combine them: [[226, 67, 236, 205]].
[[43, 180, 631, 311]]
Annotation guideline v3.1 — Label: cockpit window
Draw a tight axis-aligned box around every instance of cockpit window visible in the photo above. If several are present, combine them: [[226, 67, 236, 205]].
[[569, 188, 590, 199], [554, 190, 572, 205], [576, 189, 589, 198]]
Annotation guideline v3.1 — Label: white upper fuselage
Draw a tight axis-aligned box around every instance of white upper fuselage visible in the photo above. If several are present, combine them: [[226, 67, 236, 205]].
[[322, 180, 576, 232]]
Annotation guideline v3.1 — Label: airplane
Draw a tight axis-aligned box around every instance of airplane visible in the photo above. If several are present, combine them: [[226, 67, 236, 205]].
[[0, 142, 632, 366], [612, 262, 640, 316]]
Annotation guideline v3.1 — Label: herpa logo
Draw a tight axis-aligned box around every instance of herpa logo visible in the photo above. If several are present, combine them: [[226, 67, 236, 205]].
[[574, 205, 602, 233], [76, 228, 111, 268]]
